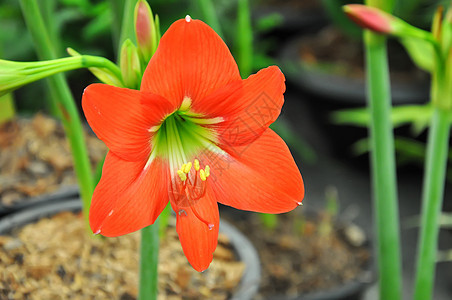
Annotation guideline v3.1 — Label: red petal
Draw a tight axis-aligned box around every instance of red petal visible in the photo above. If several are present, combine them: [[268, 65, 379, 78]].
[[195, 66, 285, 146], [82, 83, 175, 161], [202, 129, 304, 213], [89, 152, 169, 237], [141, 18, 240, 107], [171, 186, 219, 272]]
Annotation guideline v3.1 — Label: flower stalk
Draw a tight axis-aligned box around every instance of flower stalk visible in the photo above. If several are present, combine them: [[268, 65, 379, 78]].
[[414, 7, 452, 298], [139, 222, 160, 300], [363, 13, 402, 300], [0, 93, 15, 124], [414, 106, 450, 300], [133, 1, 162, 298]]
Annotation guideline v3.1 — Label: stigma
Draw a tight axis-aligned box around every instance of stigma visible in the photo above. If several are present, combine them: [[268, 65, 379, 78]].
[[172, 158, 213, 230]]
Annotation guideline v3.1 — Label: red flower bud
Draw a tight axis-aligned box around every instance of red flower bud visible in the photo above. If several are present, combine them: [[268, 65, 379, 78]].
[[134, 0, 157, 63], [343, 4, 394, 34]]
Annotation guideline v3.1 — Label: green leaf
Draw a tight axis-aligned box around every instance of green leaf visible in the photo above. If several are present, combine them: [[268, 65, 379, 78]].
[[331, 104, 433, 134], [400, 36, 435, 73]]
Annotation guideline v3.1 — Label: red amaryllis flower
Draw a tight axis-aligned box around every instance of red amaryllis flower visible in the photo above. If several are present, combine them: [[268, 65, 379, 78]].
[[82, 15, 304, 271]]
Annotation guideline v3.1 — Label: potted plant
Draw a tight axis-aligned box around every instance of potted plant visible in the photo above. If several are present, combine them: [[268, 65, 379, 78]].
[[0, 197, 261, 299]]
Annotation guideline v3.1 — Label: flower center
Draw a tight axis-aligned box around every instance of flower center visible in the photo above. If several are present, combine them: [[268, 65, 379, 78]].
[[148, 97, 223, 230]]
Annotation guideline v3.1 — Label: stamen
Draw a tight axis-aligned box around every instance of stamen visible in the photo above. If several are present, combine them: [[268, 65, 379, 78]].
[[194, 159, 200, 171], [177, 170, 187, 181], [200, 169, 207, 181], [183, 162, 192, 173], [204, 165, 210, 177]]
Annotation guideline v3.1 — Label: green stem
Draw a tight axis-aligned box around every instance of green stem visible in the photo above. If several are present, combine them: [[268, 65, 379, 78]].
[[364, 30, 402, 300], [158, 203, 172, 238], [236, 0, 253, 78], [0, 93, 15, 124], [109, 0, 126, 56], [259, 213, 278, 230], [38, 0, 61, 57], [139, 223, 160, 300], [118, 0, 137, 62], [20, 0, 94, 225], [414, 107, 450, 300], [196, 0, 224, 38]]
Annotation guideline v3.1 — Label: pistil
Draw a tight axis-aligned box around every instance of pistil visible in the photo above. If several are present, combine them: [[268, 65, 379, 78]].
[[173, 159, 213, 230]]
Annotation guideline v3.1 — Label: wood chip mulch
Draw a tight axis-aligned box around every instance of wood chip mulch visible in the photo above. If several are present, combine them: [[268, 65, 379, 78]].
[[0, 114, 107, 208]]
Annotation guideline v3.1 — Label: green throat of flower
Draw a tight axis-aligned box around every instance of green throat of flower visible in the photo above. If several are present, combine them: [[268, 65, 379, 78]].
[[148, 97, 224, 173], [146, 97, 222, 230]]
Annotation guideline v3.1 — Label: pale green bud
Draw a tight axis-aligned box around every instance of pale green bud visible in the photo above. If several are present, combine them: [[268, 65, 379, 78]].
[[119, 39, 142, 89]]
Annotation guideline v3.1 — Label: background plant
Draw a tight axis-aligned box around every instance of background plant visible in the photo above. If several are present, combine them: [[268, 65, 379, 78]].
[[344, 3, 452, 299]]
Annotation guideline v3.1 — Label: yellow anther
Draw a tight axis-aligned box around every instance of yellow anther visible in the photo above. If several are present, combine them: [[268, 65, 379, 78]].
[[199, 169, 207, 181], [194, 159, 200, 171], [204, 165, 210, 177], [177, 170, 187, 181], [181, 163, 187, 172], [184, 162, 192, 173]]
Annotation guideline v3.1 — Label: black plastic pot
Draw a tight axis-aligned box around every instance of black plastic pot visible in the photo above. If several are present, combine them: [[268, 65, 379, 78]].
[[0, 185, 79, 217], [0, 198, 260, 299], [279, 32, 430, 106]]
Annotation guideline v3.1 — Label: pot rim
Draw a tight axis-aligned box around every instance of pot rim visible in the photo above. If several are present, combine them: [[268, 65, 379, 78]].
[[0, 185, 79, 217]]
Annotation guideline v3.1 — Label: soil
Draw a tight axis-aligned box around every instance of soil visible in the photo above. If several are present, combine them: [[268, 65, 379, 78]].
[[298, 26, 428, 83], [0, 212, 244, 299], [0, 114, 107, 209], [227, 210, 371, 299]]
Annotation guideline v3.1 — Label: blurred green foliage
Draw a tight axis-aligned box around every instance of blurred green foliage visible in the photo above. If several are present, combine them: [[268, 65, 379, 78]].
[[0, 0, 283, 113]]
